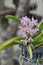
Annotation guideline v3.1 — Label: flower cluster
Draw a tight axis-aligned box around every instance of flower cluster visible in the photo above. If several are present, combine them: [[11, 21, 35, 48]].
[[18, 16, 39, 45]]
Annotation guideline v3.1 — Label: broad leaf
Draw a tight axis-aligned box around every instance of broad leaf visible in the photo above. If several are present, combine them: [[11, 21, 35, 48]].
[[0, 36, 24, 50], [33, 41, 43, 48], [6, 15, 20, 24], [39, 22, 43, 31], [32, 33, 43, 48], [26, 44, 32, 59], [0, 42, 16, 50]]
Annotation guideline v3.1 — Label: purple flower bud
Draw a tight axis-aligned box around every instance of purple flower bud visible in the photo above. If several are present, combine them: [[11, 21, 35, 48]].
[[21, 40, 27, 45], [27, 38, 34, 43], [21, 38, 33, 45]]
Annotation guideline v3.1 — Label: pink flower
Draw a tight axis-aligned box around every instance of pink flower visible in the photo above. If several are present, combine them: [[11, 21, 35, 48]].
[[30, 28, 39, 35], [20, 16, 31, 26], [21, 38, 33, 45], [21, 40, 27, 45], [27, 38, 34, 43], [18, 16, 39, 37], [31, 17, 38, 26]]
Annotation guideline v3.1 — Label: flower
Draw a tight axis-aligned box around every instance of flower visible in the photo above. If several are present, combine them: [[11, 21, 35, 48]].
[[20, 16, 31, 26], [27, 38, 34, 43], [31, 17, 38, 26], [18, 16, 38, 37], [21, 38, 33, 45], [21, 40, 27, 45], [30, 28, 39, 35]]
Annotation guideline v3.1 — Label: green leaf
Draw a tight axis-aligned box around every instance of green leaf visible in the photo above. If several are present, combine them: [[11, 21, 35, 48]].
[[26, 44, 32, 59], [34, 33, 43, 43], [32, 33, 43, 48], [33, 41, 43, 48], [39, 22, 43, 31], [0, 36, 24, 50], [39, 38, 43, 43], [6, 15, 20, 24], [0, 42, 16, 50], [32, 32, 40, 39]]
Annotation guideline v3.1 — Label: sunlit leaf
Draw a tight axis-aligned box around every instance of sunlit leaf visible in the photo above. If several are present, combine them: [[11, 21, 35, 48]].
[[6, 15, 20, 24], [33, 41, 43, 48], [39, 22, 43, 31], [26, 44, 32, 59], [32, 33, 43, 48], [0, 36, 24, 50], [32, 32, 40, 39]]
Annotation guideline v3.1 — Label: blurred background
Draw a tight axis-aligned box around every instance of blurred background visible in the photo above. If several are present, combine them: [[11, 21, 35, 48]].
[[0, 0, 43, 65]]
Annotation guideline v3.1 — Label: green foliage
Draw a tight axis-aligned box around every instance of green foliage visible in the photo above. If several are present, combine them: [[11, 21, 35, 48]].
[[0, 36, 24, 50], [26, 44, 32, 59], [6, 15, 20, 24], [32, 33, 43, 48], [39, 22, 43, 31]]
